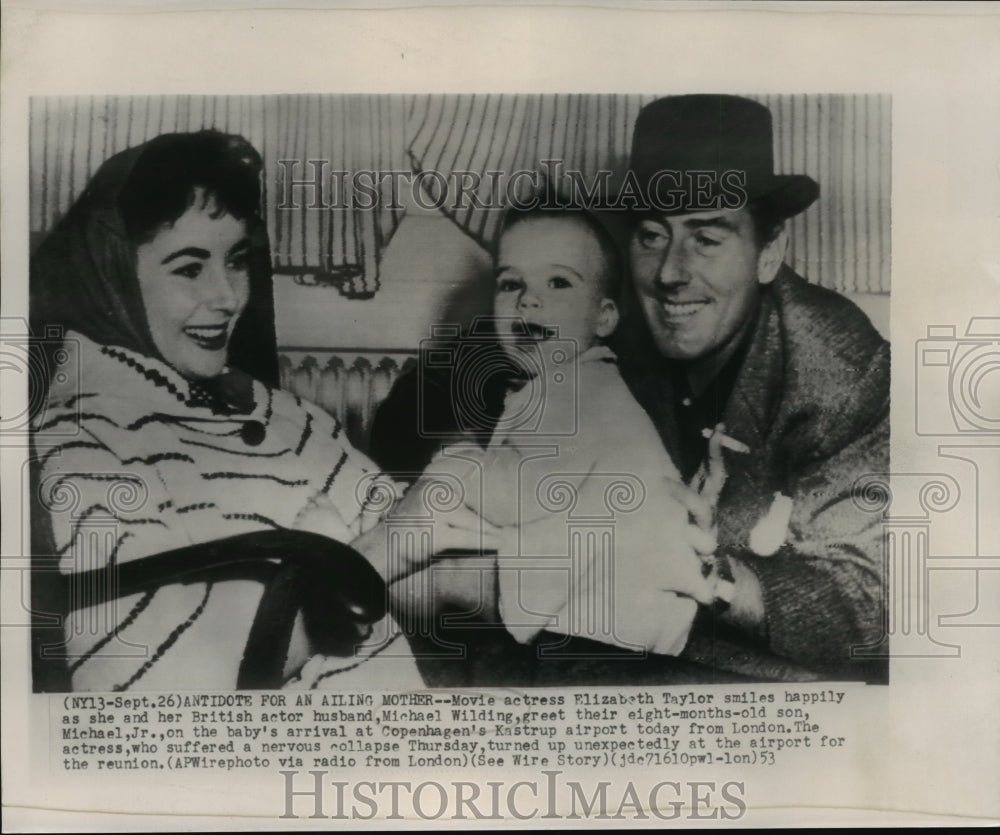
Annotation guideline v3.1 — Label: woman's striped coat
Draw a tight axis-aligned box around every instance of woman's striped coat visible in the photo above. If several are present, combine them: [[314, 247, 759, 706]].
[[33, 331, 417, 691]]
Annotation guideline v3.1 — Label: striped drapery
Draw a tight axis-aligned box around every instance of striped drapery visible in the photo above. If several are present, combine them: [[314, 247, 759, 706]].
[[267, 95, 407, 296], [30, 94, 891, 297], [29, 95, 408, 298], [759, 94, 891, 295], [406, 94, 653, 248], [406, 94, 891, 294]]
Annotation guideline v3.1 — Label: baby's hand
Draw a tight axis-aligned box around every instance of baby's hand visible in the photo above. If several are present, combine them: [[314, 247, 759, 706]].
[[389, 552, 500, 625], [436, 551, 500, 616]]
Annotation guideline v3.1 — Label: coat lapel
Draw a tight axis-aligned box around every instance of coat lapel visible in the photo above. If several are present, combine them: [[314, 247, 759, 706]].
[[723, 286, 783, 453], [717, 282, 787, 545]]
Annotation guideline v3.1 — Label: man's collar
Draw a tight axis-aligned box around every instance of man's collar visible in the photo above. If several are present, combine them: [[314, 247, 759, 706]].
[[681, 291, 762, 399], [661, 282, 782, 473]]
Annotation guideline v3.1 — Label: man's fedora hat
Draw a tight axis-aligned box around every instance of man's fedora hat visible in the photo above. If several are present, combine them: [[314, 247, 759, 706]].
[[630, 94, 819, 219]]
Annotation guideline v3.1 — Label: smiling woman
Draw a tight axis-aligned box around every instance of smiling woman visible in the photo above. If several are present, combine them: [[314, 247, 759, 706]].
[[29, 130, 494, 691], [135, 193, 252, 380]]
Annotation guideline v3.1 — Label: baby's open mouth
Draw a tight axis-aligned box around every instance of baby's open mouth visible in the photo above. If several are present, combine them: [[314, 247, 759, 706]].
[[513, 322, 558, 343]]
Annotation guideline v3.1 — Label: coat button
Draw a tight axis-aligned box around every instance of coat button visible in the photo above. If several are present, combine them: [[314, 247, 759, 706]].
[[240, 420, 266, 446]]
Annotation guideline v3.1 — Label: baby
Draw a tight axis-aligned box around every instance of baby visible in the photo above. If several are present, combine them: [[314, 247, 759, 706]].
[[404, 204, 699, 656]]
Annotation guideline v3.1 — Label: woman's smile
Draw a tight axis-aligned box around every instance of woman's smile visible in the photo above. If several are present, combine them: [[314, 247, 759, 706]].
[[183, 322, 231, 352]]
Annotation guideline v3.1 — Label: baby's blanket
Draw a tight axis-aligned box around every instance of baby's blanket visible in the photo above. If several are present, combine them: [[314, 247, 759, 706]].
[[425, 345, 698, 656]]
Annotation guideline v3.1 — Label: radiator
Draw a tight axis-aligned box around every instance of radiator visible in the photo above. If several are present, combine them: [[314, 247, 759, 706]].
[[278, 350, 417, 455]]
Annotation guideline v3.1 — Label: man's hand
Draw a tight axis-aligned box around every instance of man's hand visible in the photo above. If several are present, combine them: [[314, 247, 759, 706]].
[[666, 423, 766, 633], [665, 422, 729, 558], [693, 422, 729, 509]]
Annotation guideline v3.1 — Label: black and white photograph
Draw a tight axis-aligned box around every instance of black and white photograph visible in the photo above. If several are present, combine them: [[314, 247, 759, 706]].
[[2, 1, 998, 830], [26, 92, 891, 692]]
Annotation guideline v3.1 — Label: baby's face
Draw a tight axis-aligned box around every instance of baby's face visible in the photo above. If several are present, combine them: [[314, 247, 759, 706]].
[[494, 216, 617, 373]]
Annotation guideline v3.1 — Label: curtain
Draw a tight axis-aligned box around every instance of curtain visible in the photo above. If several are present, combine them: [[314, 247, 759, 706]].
[[406, 94, 891, 294], [30, 95, 408, 299], [30, 94, 891, 297]]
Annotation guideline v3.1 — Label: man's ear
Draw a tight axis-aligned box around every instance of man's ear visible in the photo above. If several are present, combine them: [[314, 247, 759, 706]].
[[756, 225, 788, 285], [595, 298, 620, 339]]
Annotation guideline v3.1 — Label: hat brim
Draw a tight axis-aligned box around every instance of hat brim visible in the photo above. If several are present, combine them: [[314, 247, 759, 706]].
[[631, 172, 819, 220], [745, 174, 819, 221]]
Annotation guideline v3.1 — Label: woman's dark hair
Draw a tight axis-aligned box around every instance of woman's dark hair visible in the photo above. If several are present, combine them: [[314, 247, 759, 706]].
[[30, 129, 278, 389], [496, 198, 625, 302], [118, 130, 263, 244]]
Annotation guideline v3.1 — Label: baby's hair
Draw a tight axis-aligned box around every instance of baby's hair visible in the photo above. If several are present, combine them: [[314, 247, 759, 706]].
[[497, 198, 624, 302]]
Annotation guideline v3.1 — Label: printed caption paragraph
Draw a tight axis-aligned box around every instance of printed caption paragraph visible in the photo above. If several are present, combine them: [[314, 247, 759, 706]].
[[54, 687, 854, 772]]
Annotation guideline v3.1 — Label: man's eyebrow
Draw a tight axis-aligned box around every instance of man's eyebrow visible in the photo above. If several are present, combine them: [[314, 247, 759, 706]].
[[682, 216, 740, 234], [161, 247, 210, 264], [227, 238, 251, 256]]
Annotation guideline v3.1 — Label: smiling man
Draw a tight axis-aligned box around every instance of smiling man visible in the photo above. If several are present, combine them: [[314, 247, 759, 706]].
[[612, 95, 890, 681]]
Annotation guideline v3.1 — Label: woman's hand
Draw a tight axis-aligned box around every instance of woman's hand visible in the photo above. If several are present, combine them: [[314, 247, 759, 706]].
[[352, 474, 500, 584]]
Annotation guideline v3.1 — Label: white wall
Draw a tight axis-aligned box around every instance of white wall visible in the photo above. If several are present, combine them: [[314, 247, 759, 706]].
[[274, 205, 493, 352], [274, 206, 890, 351]]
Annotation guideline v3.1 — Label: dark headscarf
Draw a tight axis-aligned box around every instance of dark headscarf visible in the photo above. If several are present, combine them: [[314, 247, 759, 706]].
[[30, 130, 279, 393]]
